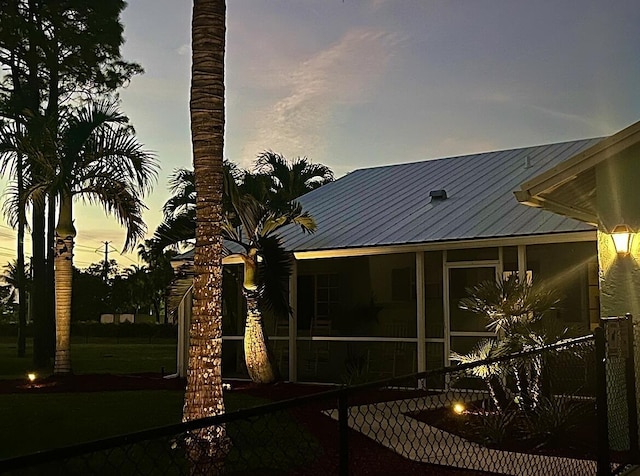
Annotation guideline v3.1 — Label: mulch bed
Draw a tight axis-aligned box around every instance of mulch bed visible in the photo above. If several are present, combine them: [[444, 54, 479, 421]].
[[0, 374, 493, 475]]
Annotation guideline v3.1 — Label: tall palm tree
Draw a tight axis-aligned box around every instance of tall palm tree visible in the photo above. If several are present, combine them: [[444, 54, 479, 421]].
[[0, 110, 56, 366], [0, 114, 28, 357], [253, 151, 334, 210], [45, 100, 157, 374], [183, 0, 228, 471], [222, 194, 315, 383]]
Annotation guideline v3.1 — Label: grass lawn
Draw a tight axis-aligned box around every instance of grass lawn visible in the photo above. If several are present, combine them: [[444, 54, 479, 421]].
[[0, 337, 177, 379], [0, 337, 322, 474], [0, 390, 270, 460]]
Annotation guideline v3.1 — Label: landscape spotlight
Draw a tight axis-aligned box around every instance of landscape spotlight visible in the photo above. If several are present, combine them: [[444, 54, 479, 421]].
[[453, 403, 465, 415], [27, 372, 36, 383]]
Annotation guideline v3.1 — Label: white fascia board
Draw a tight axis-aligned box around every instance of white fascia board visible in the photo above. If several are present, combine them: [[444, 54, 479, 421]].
[[291, 230, 596, 260]]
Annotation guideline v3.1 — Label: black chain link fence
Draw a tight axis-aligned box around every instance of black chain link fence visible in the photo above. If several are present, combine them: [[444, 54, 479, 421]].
[[1, 331, 638, 475]]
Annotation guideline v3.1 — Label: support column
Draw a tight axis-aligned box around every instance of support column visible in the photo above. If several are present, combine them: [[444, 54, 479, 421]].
[[442, 251, 450, 368], [517, 245, 527, 280], [289, 258, 298, 382], [416, 252, 426, 374]]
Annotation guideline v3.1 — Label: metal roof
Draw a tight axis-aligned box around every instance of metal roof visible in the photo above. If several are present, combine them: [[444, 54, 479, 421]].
[[279, 138, 602, 252]]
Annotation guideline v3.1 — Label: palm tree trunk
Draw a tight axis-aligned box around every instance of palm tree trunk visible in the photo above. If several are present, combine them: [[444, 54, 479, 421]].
[[46, 193, 57, 358], [53, 192, 76, 374], [243, 291, 277, 384], [182, 0, 229, 473], [31, 199, 49, 369], [16, 133, 27, 358]]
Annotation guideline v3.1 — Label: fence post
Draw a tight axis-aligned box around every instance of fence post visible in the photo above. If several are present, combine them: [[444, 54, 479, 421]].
[[338, 388, 349, 476], [595, 326, 611, 476], [624, 314, 640, 462]]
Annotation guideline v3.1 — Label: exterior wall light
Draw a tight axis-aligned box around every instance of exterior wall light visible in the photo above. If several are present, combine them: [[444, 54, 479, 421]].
[[611, 224, 634, 256]]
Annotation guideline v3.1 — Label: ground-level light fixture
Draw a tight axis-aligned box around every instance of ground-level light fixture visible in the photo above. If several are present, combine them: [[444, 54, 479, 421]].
[[27, 372, 36, 383], [611, 224, 634, 256], [452, 402, 465, 415]]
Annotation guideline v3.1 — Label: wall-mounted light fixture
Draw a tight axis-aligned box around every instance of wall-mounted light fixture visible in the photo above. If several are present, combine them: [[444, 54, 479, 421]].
[[611, 224, 634, 256]]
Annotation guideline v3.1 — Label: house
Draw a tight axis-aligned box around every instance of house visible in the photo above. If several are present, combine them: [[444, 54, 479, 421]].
[[173, 137, 606, 384]]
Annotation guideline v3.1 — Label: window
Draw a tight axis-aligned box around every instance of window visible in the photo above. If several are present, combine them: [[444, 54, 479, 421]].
[[316, 274, 340, 319], [297, 273, 340, 332]]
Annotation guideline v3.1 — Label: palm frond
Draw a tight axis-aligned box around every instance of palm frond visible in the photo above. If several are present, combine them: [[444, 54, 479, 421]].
[[152, 212, 197, 252], [459, 275, 561, 334], [260, 201, 317, 237], [450, 338, 509, 379], [256, 234, 292, 318], [164, 168, 196, 219]]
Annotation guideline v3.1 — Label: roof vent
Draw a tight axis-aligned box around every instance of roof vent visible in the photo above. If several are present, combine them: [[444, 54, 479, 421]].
[[429, 189, 447, 201]]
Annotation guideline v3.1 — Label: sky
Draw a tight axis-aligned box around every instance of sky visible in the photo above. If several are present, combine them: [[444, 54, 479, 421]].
[[1, 0, 640, 269]]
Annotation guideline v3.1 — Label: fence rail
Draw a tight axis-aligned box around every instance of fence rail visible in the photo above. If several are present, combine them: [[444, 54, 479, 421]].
[[1, 330, 638, 475]]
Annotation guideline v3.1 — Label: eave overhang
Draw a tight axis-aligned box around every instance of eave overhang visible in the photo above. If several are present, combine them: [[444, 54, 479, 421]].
[[514, 120, 640, 225]]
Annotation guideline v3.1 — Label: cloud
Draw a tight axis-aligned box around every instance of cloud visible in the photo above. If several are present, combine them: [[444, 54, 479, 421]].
[[238, 28, 398, 165], [177, 43, 191, 57]]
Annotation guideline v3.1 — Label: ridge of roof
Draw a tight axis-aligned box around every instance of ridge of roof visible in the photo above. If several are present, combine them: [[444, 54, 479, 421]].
[[342, 136, 604, 175]]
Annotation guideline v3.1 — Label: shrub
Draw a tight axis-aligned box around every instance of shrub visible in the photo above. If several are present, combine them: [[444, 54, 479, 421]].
[[520, 397, 588, 447], [466, 406, 519, 446]]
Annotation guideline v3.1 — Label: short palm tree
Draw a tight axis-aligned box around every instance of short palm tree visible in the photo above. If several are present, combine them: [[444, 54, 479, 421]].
[[46, 99, 156, 374], [454, 275, 564, 410], [450, 339, 511, 411], [155, 163, 318, 383], [222, 193, 316, 383]]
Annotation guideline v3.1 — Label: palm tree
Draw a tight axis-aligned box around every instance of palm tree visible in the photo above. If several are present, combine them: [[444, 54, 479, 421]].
[[152, 162, 240, 253], [253, 151, 334, 210], [0, 114, 28, 357], [0, 111, 56, 366], [163, 168, 196, 224], [1, 260, 31, 312], [44, 99, 156, 374], [137, 241, 176, 323], [450, 339, 511, 411], [222, 194, 316, 383], [155, 164, 317, 383], [182, 0, 229, 471], [454, 275, 564, 410]]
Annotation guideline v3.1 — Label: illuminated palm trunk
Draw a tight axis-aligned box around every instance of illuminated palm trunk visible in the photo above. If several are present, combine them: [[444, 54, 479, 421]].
[[243, 291, 277, 384], [241, 250, 277, 384], [182, 0, 229, 473], [54, 193, 75, 375]]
